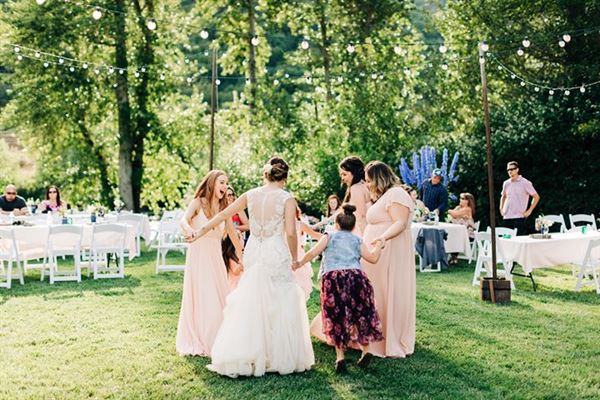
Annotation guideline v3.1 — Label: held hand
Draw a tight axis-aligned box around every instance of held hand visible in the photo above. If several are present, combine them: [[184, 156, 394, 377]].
[[523, 210, 532, 218], [370, 236, 386, 249], [291, 260, 300, 271]]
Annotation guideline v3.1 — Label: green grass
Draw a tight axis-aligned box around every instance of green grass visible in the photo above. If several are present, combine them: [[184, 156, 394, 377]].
[[1, 251, 599, 400]]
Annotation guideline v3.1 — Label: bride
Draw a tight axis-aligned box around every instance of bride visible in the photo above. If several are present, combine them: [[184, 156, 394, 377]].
[[192, 157, 315, 377]]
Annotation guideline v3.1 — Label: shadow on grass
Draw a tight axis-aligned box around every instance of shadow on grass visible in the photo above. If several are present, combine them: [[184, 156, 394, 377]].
[[0, 274, 142, 305], [180, 342, 555, 399]]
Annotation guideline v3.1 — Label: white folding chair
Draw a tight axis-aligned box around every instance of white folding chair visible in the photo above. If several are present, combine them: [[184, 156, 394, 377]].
[[117, 214, 144, 257], [492, 227, 518, 238], [0, 229, 24, 289], [472, 231, 515, 289], [544, 214, 567, 233], [41, 225, 83, 284], [458, 221, 481, 264], [154, 220, 187, 273], [575, 239, 600, 294], [90, 224, 127, 279], [569, 214, 597, 231]]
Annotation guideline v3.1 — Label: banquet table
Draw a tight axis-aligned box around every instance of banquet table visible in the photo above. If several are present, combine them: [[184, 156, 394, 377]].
[[0, 222, 138, 260], [498, 231, 600, 274], [411, 222, 472, 258]]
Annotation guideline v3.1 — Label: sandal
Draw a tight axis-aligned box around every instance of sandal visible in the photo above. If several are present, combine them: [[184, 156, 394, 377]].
[[335, 359, 347, 374], [357, 352, 373, 369]]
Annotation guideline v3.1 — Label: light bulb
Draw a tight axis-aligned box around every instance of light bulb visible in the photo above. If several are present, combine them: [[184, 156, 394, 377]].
[[251, 36, 259, 46], [439, 45, 447, 53], [35, 51, 40, 58], [371, 73, 377, 80], [273, 79, 279, 85], [146, 19, 157, 31], [82, 63, 88, 69], [92, 8, 102, 20], [346, 44, 355, 53], [245, 79, 250, 85], [480, 42, 489, 52], [69, 66, 75, 72], [549, 89, 554, 95], [564, 90, 570, 96], [200, 30, 209, 39], [337, 76, 343, 83], [186, 77, 192, 83], [394, 45, 402, 55], [558, 40, 565, 47], [479, 56, 485, 64], [36, 0, 46, 5], [141, 67, 146, 72], [108, 67, 114, 74], [580, 86, 586, 93], [119, 69, 124, 74], [522, 38, 530, 48], [562, 34, 571, 43], [441, 63, 448, 70], [534, 87, 540, 92], [511, 74, 516, 79], [520, 81, 526, 86], [517, 48, 524, 56], [216, 79, 221, 85], [43, 62, 49, 67], [16, 55, 22, 61], [300, 40, 309, 50], [14, 46, 20, 53], [284, 73, 289, 78], [58, 58, 64, 64], [134, 71, 140, 77], [306, 76, 312, 83], [160, 74, 165, 80]]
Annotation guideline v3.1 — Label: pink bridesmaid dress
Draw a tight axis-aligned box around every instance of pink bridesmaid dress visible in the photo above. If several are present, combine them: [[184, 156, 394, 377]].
[[176, 208, 229, 356], [362, 186, 416, 358], [293, 223, 313, 301]]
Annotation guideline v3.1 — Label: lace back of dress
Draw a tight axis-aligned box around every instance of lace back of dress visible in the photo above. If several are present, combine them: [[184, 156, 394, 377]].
[[248, 188, 289, 240]]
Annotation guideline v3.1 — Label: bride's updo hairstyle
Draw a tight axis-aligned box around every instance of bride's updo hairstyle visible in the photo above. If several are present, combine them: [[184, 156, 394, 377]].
[[335, 203, 357, 231], [264, 156, 289, 182]]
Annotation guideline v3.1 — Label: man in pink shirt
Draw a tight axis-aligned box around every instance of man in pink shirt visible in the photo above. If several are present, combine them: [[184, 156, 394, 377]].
[[500, 161, 540, 235]]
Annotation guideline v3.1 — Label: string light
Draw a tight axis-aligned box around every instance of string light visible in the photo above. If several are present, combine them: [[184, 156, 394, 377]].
[[558, 39, 566, 47], [438, 45, 447, 53], [251, 36, 259, 46], [36, 0, 46, 5], [394, 45, 402, 55], [300, 40, 309, 50], [580, 86, 586, 93], [147, 19, 157, 31], [480, 42, 489, 52], [562, 34, 571, 43], [92, 8, 102, 20], [522, 38, 531, 48], [564, 90, 570, 96], [517, 48, 525, 56], [346, 44, 355, 53], [200, 30, 209, 40], [35, 51, 40, 58]]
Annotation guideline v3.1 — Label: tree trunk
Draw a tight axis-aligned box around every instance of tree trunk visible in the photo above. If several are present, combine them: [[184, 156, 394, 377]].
[[76, 115, 114, 207], [247, 0, 257, 108], [132, 0, 155, 212], [114, 0, 135, 210], [317, 2, 332, 101]]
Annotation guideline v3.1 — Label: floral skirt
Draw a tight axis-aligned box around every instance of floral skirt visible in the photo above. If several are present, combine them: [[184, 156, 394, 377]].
[[320, 269, 384, 350]]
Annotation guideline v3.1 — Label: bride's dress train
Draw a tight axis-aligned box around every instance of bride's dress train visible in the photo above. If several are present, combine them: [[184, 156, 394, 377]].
[[207, 187, 314, 377]]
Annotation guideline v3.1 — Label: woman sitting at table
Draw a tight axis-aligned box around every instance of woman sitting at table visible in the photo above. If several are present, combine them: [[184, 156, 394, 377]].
[[448, 192, 476, 264], [37, 185, 67, 214]]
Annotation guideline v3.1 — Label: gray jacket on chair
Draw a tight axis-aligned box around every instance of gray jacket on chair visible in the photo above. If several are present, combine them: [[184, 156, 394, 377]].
[[415, 228, 449, 269]]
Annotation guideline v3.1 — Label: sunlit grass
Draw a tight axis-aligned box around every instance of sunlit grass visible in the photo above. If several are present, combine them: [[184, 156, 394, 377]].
[[1, 250, 599, 399]]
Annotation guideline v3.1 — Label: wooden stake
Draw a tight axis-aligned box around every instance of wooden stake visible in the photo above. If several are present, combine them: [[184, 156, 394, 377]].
[[209, 47, 217, 170], [479, 43, 498, 279]]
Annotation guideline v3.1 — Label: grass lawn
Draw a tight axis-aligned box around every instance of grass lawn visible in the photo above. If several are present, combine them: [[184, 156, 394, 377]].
[[1, 250, 599, 399]]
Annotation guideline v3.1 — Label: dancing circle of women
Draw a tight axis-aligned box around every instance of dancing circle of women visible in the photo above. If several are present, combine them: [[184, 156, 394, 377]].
[[176, 156, 416, 377]]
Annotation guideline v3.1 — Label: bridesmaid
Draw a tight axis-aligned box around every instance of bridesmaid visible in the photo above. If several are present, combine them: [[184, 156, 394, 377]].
[[338, 156, 371, 235], [363, 161, 416, 358], [176, 170, 244, 356], [311, 156, 372, 340]]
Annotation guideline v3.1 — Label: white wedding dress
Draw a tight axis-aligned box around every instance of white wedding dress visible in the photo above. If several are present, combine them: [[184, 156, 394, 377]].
[[207, 187, 315, 377]]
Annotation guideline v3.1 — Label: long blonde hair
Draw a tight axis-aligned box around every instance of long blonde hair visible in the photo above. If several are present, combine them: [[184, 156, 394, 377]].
[[365, 161, 400, 200], [193, 170, 228, 218]]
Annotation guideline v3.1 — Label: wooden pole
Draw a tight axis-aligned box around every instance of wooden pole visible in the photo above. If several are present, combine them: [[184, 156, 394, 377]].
[[209, 47, 217, 170], [479, 43, 498, 279]]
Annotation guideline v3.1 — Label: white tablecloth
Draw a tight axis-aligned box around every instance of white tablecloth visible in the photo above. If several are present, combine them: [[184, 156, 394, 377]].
[[411, 222, 472, 257], [0, 224, 138, 260], [499, 231, 600, 274]]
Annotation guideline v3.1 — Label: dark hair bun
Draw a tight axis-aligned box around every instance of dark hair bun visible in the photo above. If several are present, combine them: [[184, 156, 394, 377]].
[[265, 157, 289, 182], [342, 203, 356, 215]]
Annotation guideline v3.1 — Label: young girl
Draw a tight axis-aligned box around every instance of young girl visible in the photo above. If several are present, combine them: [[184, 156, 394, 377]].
[[295, 204, 384, 373], [222, 234, 244, 289], [294, 206, 322, 300]]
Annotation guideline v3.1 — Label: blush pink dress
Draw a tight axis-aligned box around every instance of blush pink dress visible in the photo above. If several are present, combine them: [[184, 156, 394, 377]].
[[362, 186, 416, 358], [176, 207, 229, 356], [293, 222, 313, 301]]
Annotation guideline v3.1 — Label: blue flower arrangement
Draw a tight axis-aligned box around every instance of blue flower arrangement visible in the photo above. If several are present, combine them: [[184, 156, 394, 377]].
[[399, 146, 460, 201]]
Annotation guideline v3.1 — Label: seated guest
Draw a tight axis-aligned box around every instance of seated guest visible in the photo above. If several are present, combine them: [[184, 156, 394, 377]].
[[38, 185, 67, 213], [405, 185, 428, 211], [0, 184, 29, 216], [448, 192, 477, 264], [419, 169, 449, 217]]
